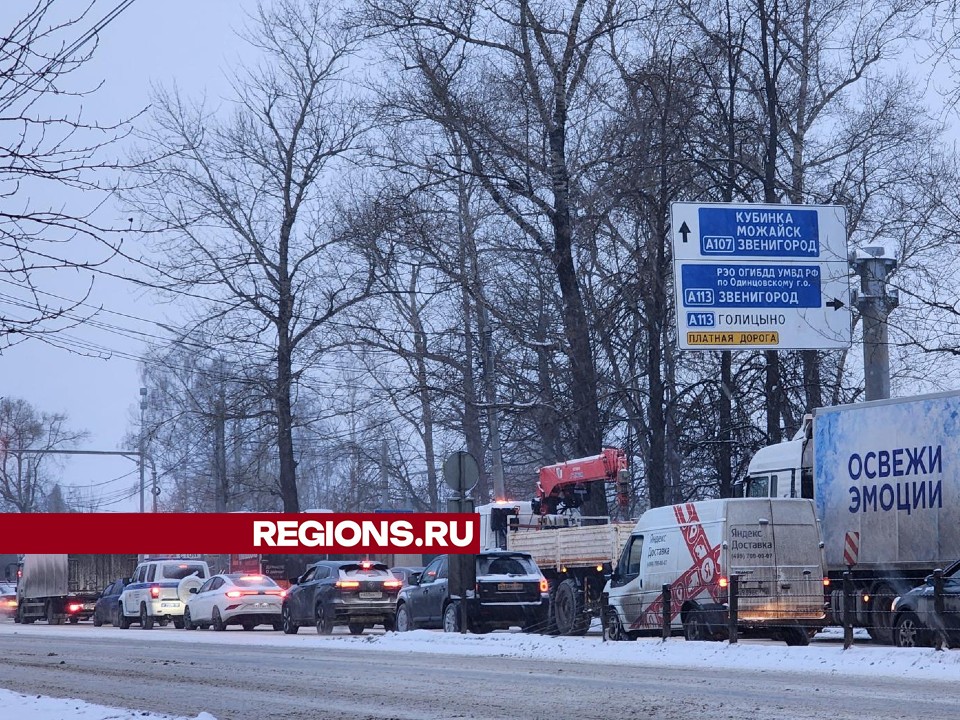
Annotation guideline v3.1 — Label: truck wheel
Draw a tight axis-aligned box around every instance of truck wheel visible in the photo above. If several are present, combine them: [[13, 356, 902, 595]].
[[281, 605, 299, 635], [554, 579, 590, 636], [139, 603, 154, 630], [783, 625, 811, 646], [117, 604, 131, 629], [46, 601, 63, 625], [866, 584, 896, 645], [442, 602, 461, 633]]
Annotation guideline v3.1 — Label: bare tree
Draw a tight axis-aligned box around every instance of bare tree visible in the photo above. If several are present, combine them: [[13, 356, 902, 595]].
[[0, 1, 133, 346], [0, 397, 86, 511], [366, 0, 649, 516], [127, 0, 377, 511]]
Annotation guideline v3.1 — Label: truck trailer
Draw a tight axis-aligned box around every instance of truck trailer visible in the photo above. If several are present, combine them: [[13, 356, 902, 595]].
[[17, 554, 138, 624], [739, 391, 960, 643]]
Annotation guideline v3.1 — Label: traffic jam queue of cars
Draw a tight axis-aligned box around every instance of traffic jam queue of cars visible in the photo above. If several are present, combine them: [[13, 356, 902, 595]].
[[9, 552, 552, 636]]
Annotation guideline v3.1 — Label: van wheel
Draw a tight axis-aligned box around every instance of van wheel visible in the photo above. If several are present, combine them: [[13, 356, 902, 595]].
[[683, 611, 706, 641], [140, 603, 154, 630], [603, 606, 628, 642], [68, 617, 79, 624], [783, 625, 811, 646], [553, 579, 590, 636], [348, 622, 365, 635]]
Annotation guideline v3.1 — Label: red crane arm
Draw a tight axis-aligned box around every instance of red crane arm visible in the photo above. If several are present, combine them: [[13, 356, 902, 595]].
[[536, 448, 628, 500]]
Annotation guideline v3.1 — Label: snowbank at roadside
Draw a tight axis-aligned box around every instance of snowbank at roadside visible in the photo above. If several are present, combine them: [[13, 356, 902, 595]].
[[0, 688, 216, 720]]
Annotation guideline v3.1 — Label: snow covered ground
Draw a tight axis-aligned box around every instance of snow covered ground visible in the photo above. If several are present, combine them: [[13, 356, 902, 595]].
[[2, 620, 958, 683], [0, 688, 217, 720]]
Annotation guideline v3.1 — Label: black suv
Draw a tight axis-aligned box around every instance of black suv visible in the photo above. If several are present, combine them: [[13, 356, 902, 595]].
[[395, 551, 549, 633], [281, 560, 402, 635]]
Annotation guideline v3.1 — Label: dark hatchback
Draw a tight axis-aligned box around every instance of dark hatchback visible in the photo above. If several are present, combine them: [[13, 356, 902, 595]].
[[395, 551, 549, 634], [892, 560, 960, 648], [281, 560, 402, 635], [92, 578, 130, 627]]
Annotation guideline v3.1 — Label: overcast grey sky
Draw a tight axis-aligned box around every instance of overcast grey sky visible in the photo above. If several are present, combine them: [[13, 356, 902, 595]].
[[0, 0, 254, 511]]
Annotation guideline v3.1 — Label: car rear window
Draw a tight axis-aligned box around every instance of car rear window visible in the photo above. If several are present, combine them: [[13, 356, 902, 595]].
[[478, 555, 538, 576], [232, 575, 278, 587], [340, 565, 393, 579], [160, 563, 207, 580]]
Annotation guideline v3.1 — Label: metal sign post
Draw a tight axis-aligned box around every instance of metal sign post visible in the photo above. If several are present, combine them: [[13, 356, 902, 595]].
[[443, 451, 479, 634]]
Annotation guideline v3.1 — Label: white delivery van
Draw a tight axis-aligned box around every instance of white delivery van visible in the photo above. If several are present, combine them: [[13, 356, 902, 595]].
[[602, 498, 826, 645]]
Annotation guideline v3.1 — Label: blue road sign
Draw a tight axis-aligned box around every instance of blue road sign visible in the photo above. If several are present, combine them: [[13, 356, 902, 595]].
[[680, 264, 823, 308], [698, 207, 820, 257]]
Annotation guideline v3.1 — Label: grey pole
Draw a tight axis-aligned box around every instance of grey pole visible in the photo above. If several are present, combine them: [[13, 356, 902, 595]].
[[851, 247, 898, 401], [139, 387, 147, 514], [480, 326, 506, 500], [380, 439, 389, 510]]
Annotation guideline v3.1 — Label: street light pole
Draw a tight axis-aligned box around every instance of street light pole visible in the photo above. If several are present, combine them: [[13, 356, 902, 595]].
[[139, 387, 147, 513]]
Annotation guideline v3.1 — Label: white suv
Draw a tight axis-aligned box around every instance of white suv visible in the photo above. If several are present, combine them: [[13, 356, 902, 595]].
[[117, 558, 210, 629]]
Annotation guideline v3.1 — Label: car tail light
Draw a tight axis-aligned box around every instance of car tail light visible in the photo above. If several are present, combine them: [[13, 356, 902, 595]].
[[718, 577, 729, 589], [383, 580, 402, 590], [150, 586, 161, 599], [226, 590, 242, 598], [264, 589, 284, 596], [336, 580, 360, 588], [68, 603, 83, 613], [361, 561, 372, 569], [539, 578, 549, 593]]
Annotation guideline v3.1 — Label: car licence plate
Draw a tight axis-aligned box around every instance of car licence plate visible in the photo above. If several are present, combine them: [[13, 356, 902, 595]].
[[253, 602, 269, 608], [358, 591, 382, 599], [497, 582, 523, 591], [160, 602, 178, 608]]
